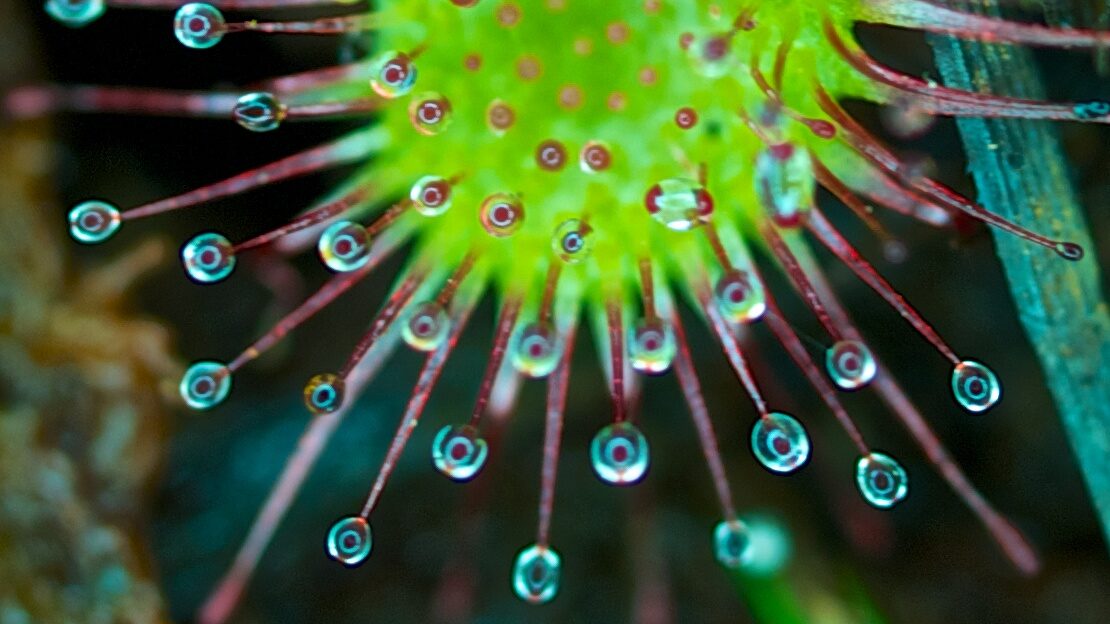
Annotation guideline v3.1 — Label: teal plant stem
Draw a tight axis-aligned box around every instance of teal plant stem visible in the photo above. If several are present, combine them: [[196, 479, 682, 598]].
[[929, 1, 1110, 547]]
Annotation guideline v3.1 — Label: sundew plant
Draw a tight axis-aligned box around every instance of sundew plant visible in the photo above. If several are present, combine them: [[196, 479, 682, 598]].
[[12, 0, 1109, 621]]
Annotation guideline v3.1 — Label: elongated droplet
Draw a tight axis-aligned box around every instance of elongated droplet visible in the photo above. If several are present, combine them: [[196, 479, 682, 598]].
[[590, 422, 650, 486], [174, 3, 226, 50], [317, 220, 370, 272], [68, 200, 120, 244], [326, 516, 372, 567], [182, 232, 236, 283], [370, 51, 417, 99], [512, 544, 561, 604], [233, 92, 285, 133], [825, 340, 876, 390], [856, 452, 908, 508], [303, 373, 345, 415], [713, 519, 753, 569], [180, 361, 231, 410], [403, 301, 449, 351], [755, 143, 814, 228], [951, 360, 1001, 413], [551, 219, 594, 264], [644, 178, 713, 231], [409, 176, 452, 217], [45, 0, 105, 27], [629, 318, 675, 375], [432, 424, 489, 482], [714, 269, 766, 324], [409, 92, 453, 135], [750, 412, 810, 474], [512, 322, 559, 378]]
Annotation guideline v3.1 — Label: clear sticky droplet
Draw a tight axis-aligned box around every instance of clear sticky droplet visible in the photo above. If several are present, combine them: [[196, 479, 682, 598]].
[[551, 219, 593, 264], [579, 140, 612, 173], [182, 232, 236, 283], [512, 544, 561, 604], [402, 301, 449, 351], [713, 519, 753, 569], [644, 178, 713, 232], [479, 193, 524, 237], [825, 340, 876, 391], [714, 269, 766, 324], [590, 422, 650, 486], [173, 3, 226, 49], [750, 412, 810, 474], [68, 200, 120, 244], [326, 516, 372, 567], [512, 322, 559, 378], [432, 424, 489, 482], [688, 33, 734, 78], [369, 51, 417, 99], [303, 373, 345, 415], [535, 140, 567, 171], [408, 92, 453, 135], [45, 0, 105, 27], [409, 176, 452, 217], [856, 452, 908, 508], [233, 92, 285, 132], [629, 318, 675, 375], [180, 361, 231, 410], [755, 144, 815, 228], [951, 360, 1001, 413], [674, 106, 698, 129], [317, 220, 370, 272]]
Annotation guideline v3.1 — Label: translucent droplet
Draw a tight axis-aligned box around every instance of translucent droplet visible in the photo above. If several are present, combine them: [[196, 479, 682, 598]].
[[402, 301, 449, 351], [512, 544, 561, 604], [45, 0, 105, 27], [479, 193, 524, 237], [173, 3, 226, 50], [181, 232, 236, 283], [512, 322, 559, 378], [432, 424, 488, 482], [535, 139, 567, 171], [713, 519, 753, 569], [551, 219, 593, 264], [590, 422, 650, 486], [629, 318, 675, 375], [179, 361, 231, 410], [750, 412, 810, 474], [755, 144, 814, 228], [409, 176, 452, 217], [1054, 241, 1084, 261], [408, 92, 453, 135], [951, 360, 1001, 413], [369, 51, 417, 99], [579, 140, 612, 173], [688, 33, 734, 78], [856, 452, 908, 508], [714, 269, 766, 324], [674, 106, 698, 129], [644, 178, 713, 231], [326, 515, 372, 567], [317, 220, 370, 272], [825, 340, 876, 391], [303, 373, 345, 415], [68, 200, 120, 244], [233, 92, 285, 132]]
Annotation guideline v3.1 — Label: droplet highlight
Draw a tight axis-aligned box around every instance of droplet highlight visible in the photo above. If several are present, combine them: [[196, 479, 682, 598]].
[[856, 452, 909, 508], [750, 412, 810, 474], [369, 51, 417, 99], [629, 318, 675, 375], [182, 232, 236, 283], [326, 516, 372, 567], [173, 3, 226, 50], [402, 301, 449, 351], [713, 269, 766, 324], [317, 220, 370, 272], [303, 373, 345, 415], [512, 544, 561, 604], [432, 424, 489, 482], [233, 92, 285, 132], [408, 92, 453, 135], [180, 361, 231, 410], [68, 200, 120, 244], [512, 322, 559, 378], [713, 519, 753, 569], [590, 421, 650, 486], [825, 340, 876, 391], [644, 178, 713, 231], [409, 176, 452, 216], [951, 360, 1001, 413], [479, 193, 524, 237], [551, 219, 593, 264]]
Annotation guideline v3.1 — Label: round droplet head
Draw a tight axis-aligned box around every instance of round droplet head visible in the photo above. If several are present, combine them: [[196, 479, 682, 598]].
[[67, 200, 120, 244], [713, 519, 753, 570], [402, 301, 449, 351], [750, 412, 810, 474], [45, 0, 105, 27], [479, 193, 524, 237], [317, 220, 370, 272], [179, 361, 231, 410], [512, 321, 559, 378], [326, 516, 372, 567], [181, 232, 236, 283], [951, 360, 1001, 413], [432, 424, 489, 482], [674, 106, 698, 129], [644, 178, 713, 231], [535, 139, 567, 171], [579, 140, 612, 173], [590, 421, 650, 486], [486, 99, 516, 134], [714, 269, 766, 324], [303, 373, 345, 415], [408, 92, 453, 135], [512, 544, 561, 605], [629, 318, 675, 375], [370, 51, 417, 99], [233, 92, 285, 132], [856, 452, 909, 508], [551, 219, 593, 264], [173, 3, 226, 49], [409, 176, 452, 217], [825, 340, 877, 391], [1054, 241, 1084, 261]]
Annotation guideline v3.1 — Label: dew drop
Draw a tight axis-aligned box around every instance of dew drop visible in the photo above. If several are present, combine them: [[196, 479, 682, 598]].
[[179, 361, 231, 410], [173, 3, 226, 50], [408, 92, 453, 135], [629, 318, 675, 375], [551, 219, 593, 264], [512, 544, 561, 605], [579, 140, 612, 173], [755, 143, 815, 228], [68, 200, 120, 244], [713, 519, 753, 569], [644, 178, 713, 231], [825, 340, 876, 391], [750, 412, 810, 474], [317, 220, 370, 272], [590, 422, 650, 486], [535, 140, 567, 171], [303, 373, 345, 415], [45, 0, 105, 27], [409, 176, 452, 216], [479, 193, 524, 237], [233, 92, 285, 132], [326, 516, 372, 567], [182, 232, 236, 283], [432, 424, 489, 482], [402, 301, 449, 351], [856, 452, 908, 508], [512, 322, 559, 378], [713, 269, 766, 324], [369, 51, 417, 99], [951, 360, 1001, 413]]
